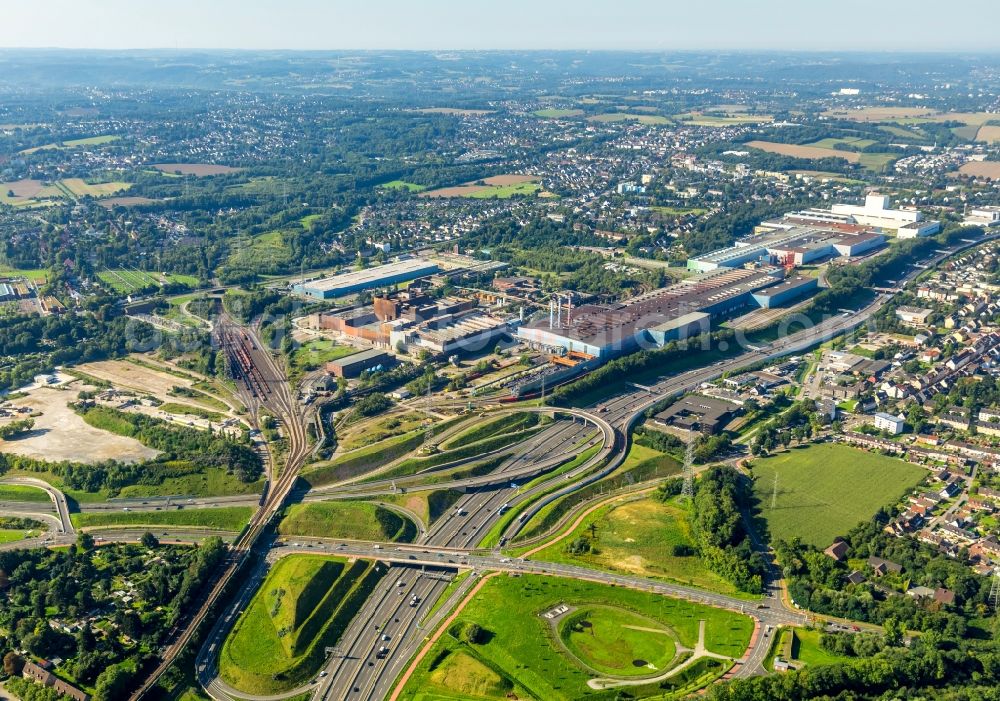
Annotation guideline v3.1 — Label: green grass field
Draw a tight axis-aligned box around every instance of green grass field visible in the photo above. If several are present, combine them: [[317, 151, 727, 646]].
[[0, 265, 49, 283], [97, 269, 196, 294], [71, 506, 253, 531], [20, 134, 119, 154], [111, 469, 264, 500], [532, 495, 743, 596], [397, 574, 751, 701], [857, 152, 900, 172], [440, 412, 536, 450], [278, 501, 416, 542], [339, 412, 427, 452], [675, 113, 771, 126], [750, 443, 926, 548], [650, 205, 707, 217], [589, 112, 671, 125], [289, 339, 357, 374], [157, 403, 224, 421], [560, 605, 676, 677], [807, 137, 877, 150], [0, 484, 51, 502], [380, 180, 428, 192], [302, 429, 426, 486], [534, 108, 585, 118], [466, 182, 541, 199], [220, 555, 383, 693], [0, 528, 40, 544]]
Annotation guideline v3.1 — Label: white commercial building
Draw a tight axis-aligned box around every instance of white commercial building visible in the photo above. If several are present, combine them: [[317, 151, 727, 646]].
[[831, 194, 940, 238], [873, 412, 905, 435], [964, 206, 1000, 228]]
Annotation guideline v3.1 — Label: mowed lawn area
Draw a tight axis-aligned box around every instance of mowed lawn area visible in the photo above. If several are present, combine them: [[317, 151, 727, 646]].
[[72, 506, 253, 532], [532, 495, 744, 597], [397, 574, 752, 701], [750, 443, 926, 548], [278, 501, 416, 542], [220, 555, 383, 694]]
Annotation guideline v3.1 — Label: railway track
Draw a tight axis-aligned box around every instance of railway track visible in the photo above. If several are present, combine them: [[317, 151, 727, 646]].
[[128, 314, 312, 701]]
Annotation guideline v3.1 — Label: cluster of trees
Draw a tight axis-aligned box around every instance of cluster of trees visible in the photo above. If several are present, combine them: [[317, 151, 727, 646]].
[[0, 418, 34, 440], [76, 405, 262, 483], [352, 393, 392, 418], [813, 225, 984, 319], [750, 398, 823, 456], [776, 519, 989, 636], [690, 467, 768, 594], [0, 536, 225, 700], [691, 433, 733, 464], [711, 632, 1000, 701], [0, 311, 159, 392], [633, 426, 684, 454]]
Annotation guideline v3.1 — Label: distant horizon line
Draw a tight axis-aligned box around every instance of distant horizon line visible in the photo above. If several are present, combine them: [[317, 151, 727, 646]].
[[1, 46, 998, 55]]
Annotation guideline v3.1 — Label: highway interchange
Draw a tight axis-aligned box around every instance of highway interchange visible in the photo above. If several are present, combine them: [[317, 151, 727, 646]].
[[2, 232, 995, 700]]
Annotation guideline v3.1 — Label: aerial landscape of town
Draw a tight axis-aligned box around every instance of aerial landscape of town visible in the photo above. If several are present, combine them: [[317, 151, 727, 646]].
[[4, 3, 1000, 701]]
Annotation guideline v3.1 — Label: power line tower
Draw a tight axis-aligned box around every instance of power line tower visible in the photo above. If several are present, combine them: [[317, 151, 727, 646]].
[[681, 439, 695, 501], [771, 471, 779, 510]]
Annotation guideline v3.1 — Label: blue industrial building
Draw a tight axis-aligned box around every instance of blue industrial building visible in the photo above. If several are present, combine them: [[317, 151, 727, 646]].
[[293, 259, 441, 299]]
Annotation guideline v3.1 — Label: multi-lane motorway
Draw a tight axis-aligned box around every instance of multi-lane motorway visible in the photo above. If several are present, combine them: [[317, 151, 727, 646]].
[[6, 233, 994, 700]]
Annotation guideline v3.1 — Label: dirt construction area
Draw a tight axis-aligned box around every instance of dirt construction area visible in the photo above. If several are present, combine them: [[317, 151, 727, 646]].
[[0, 383, 159, 464], [76, 358, 206, 398]]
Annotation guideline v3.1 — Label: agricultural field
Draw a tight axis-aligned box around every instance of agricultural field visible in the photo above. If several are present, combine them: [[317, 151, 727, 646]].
[[59, 178, 131, 198], [588, 112, 671, 125], [278, 501, 416, 541], [380, 180, 428, 192], [97, 268, 197, 294], [2, 177, 131, 206], [99, 195, 158, 208], [153, 163, 239, 176], [749, 443, 926, 548], [975, 125, 1000, 143], [420, 175, 541, 199], [20, 134, 120, 155], [675, 112, 772, 126], [532, 495, 744, 596], [958, 161, 1000, 179], [71, 506, 253, 531], [397, 574, 752, 701], [746, 141, 898, 172], [746, 140, 860, 164], [410, 107, 493, 115], [0, 264, 49, 283], [806, 137, 876, 150], [534, 108, 585, 118], [219, 555, 383, 693]]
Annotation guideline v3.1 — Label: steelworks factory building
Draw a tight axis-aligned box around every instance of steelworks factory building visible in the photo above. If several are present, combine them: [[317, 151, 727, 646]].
[[517, 265, 800, 359], [292, 259, 441, 299]]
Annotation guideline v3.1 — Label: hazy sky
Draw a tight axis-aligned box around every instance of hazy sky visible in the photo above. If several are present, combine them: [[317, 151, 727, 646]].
[[1, 0, 997, 52]]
